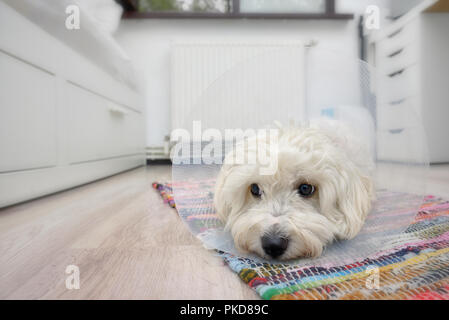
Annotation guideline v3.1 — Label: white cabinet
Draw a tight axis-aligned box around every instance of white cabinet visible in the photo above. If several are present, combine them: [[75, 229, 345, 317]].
[[370, 6, 449, 163], [377, 64, 421, 104], [0, 2, 145, 207], [377, 128, 427, 163], [377, 96, 421, 130], [66, 83, 143, 164], [0, 52, 57, 172]]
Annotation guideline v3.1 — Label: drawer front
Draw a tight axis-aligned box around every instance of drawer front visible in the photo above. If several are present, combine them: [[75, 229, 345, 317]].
[[377, 127, 426, 163], [377, 64, 420, 103], [0, 52, 57, 173], [66, 83, 143, 164], [377, 42, 419, 76], [377, 18, 420, 58], [377, 96, 422, 130]]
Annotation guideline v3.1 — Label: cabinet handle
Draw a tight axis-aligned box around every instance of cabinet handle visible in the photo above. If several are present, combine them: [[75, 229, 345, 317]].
[[388, 48, 404, 58], [108, 105, 128, 116], [388, 68, 405, 78], [389, 128, 404, 134], [388, 27, 403, 38], [389, 98, 406, 105]]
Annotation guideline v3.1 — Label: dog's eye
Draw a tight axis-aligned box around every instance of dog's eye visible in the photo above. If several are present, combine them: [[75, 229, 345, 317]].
[[250, 183, 262, 198], [298, 184, 315, 197]]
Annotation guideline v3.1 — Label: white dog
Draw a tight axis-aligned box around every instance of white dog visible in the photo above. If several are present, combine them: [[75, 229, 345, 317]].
[[213, 121, 375, 260]]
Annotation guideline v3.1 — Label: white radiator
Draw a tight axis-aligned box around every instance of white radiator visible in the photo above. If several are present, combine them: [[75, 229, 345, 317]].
[[170, 41, 308, 133]]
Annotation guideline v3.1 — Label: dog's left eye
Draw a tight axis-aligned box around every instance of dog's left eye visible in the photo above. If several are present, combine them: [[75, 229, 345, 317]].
[[298, 184, 315, 197], [250, 183, 262, 198]]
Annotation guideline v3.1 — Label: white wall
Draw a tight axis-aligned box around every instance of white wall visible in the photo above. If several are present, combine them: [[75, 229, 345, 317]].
[[115, 0, 391, 147]]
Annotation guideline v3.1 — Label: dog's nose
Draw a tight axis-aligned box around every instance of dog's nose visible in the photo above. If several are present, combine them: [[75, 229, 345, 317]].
[[261, 235, 289, 258]]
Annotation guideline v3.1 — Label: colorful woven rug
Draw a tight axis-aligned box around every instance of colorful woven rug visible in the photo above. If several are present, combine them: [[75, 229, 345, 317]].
[[152, 181, 449, 300]]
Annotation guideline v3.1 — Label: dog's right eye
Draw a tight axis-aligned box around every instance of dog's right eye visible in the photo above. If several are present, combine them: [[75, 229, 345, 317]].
[[250, 183, 262, 198]]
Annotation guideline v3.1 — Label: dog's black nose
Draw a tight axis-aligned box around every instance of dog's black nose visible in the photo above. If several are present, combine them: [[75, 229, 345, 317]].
[[261, 235, 289, 258]]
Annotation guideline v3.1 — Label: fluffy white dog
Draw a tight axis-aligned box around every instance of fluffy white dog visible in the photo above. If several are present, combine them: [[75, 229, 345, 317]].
[[214, 121, 375, 260]]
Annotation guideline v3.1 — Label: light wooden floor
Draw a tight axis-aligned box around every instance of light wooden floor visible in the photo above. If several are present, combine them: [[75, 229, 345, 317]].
[[0, 165, 258, 300], [1, 164, 448, 300]]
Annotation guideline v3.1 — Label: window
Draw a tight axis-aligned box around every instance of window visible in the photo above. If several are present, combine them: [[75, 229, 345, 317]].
[[137, 0, 232, 14], [239, 0, 326, 14], [119, 0, 353, 19]]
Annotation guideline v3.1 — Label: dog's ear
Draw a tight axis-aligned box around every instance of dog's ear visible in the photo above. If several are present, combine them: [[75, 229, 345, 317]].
[[335, 168, 374, 239], [318, 162, 374, 240], [214, 137, 259, 225], [214, 162, 252, 228], [213, 164, 232, 222]]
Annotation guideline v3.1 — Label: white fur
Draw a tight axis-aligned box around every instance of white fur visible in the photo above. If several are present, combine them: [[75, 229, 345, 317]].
[[214, 121, 375, 260]]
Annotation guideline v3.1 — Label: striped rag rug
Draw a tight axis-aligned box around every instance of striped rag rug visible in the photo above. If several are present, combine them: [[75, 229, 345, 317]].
[[152, 181, 449, 300]]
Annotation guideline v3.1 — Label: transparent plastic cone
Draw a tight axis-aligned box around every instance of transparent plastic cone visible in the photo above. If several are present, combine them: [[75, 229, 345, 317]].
[[171, 48, 429, 266]]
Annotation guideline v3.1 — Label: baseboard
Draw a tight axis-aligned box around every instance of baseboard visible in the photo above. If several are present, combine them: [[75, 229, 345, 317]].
[[0, 154, 145, 208], [147, 159, 172, 165]]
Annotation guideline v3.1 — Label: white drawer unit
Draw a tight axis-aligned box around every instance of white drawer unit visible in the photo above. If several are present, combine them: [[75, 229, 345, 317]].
[[377, 127, 427, 163], [0, 51, 57, 173], [377, 96, 422, 130], [377, 64, 421, 103], [0, 2, 145, 207], [377, 42, 420, 76], [377, 18, 420, 59], [369, 3, 449, 163], [67, 83, 143, 164]]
